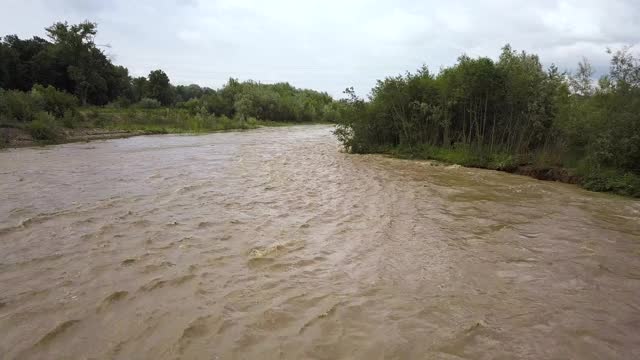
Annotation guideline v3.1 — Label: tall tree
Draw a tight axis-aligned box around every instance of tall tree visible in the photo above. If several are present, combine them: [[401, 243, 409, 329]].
[[147, 69, 173, 105]]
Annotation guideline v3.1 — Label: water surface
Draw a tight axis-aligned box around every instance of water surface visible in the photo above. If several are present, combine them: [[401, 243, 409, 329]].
[[1, 125, 639, 359]]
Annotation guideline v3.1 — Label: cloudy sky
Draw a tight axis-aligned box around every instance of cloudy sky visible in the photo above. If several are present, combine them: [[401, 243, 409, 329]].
[[1, 0, 639, 97]]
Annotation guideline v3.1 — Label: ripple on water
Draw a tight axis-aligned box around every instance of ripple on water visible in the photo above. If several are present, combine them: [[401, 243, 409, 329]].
[[1, 126, 639, 359]]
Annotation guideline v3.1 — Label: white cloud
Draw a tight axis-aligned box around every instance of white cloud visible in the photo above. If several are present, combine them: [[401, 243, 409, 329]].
[[177, 29, 203, 44], [1, 0, 639, 97]]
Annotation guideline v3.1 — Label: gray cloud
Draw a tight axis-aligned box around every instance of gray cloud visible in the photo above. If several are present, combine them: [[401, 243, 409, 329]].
[[1, 0, 639, 97]]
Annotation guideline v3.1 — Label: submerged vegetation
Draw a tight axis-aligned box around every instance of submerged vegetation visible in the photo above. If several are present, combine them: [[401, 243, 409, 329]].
[[0, 21, 339, 145], [336, 45, 640, 197]]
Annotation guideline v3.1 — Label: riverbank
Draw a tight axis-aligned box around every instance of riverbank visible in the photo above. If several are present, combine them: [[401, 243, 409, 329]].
[[0, 122, 314, 148], [385, 145, 640, 198], [0, 107, 330, 148], [0, 126, 159, 148]]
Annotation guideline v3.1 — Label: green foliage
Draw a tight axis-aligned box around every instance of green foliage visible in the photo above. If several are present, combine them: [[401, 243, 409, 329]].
[[234, 94, 254, 121], [337, 45, 640, 197], [31, 84, 78, 117], [110, 96, 132, 108], [487, 152, 518, 171], [27, 112, 60, 141], [172, 78, 337, 123], [337, 46, 562, 153], [147, 70, 174, 105], [81, 107, 262, 134], [579, 167, 640, 197], [61, 109, 81, 128], [1, 21, 130, 105], [130, 77, 148, 103], [0, 89, 37, 122], [175, 84, 207, 102], [0, 85, 78, 126], [136, 98, 161, 109], [2, 21, 340, 122]]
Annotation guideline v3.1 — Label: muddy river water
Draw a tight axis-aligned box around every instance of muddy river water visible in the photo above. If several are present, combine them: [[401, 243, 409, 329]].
[[1, 125, 639, 359]]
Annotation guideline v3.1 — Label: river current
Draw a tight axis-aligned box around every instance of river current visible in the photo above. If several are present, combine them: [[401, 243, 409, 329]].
[[1, 125, 639, 359]]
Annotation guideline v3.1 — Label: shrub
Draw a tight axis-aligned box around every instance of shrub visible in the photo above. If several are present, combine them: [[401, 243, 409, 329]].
[[245, 116, 258, 127], [136, 98, 161, 109], [580, 167, 640, 197], [27, 112, 60, 141], [180, 98, 203, 115], [61, 109, 81, 128], [488, 152, 517, 171], [110, 96, 132, 108], [31, 85, 78, 118], [0, 89, 39, 122], [93, 113, 110, 127]]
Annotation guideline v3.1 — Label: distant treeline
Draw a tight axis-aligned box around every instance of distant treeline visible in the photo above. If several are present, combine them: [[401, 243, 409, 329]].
[[336, 45, 640, 197], [0, 21, 339, 125]]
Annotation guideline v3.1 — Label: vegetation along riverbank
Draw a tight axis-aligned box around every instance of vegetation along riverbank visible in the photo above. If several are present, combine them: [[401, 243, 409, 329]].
[[335, 45, 640, 197], [2, 21, 639, 198], [0, 21, 340, 147]]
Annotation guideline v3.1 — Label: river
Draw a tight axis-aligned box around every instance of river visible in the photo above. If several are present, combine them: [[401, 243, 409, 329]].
[[1, 125, 639, 359]]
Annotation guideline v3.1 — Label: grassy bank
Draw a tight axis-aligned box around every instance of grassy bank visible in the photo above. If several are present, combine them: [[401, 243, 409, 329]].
[[81, 107, 261, 134], [87, 108, 332, 133], [0, 107, 326, 148], [384, 144, 640, 198]]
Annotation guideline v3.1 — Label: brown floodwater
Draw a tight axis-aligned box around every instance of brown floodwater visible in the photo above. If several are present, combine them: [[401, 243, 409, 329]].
[[1, 125, 639, 359]]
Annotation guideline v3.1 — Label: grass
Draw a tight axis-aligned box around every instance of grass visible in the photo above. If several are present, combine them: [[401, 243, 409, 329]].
[[80, 107, 331, 134], [0, 112, 62, 145], [0, 107, 331, 148], [577, 165, 640, 197], [383, 143, 640, 198], [387, 143, 519, 171], [82, 107, 260, 133]]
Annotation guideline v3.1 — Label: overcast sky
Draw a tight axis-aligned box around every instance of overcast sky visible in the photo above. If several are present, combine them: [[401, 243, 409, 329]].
[[1, 0, 639, 97]]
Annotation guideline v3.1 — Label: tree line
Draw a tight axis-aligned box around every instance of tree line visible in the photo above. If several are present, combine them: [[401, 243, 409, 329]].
[[0, 21, 338, 124], [335, 45, 640, 196]]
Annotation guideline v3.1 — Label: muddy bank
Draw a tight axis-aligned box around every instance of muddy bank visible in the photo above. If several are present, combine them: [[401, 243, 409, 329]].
[[509, 165, 581, 184], [387, 151, 586, 192], [390, 154, 584, 189], [0, 126, 152, 148]]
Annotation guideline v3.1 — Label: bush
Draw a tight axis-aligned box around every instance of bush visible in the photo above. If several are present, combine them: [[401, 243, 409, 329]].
[[0, 86, 77, 124], [136, 98, 161, 109], [245, 116, 258, 128], [27, 112, 60, 141], [0, 89, 39, 122], [487, 152, 518, 171], [106, 97, 132, 108], [31, 85, 78, 118], [580, 167, 640, 197], [179, 98, 204, 115], [217, 115, 234, 130], [61, 109, 81, 128]]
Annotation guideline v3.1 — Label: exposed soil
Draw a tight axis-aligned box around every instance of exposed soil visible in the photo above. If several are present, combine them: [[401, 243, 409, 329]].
[[0, 126, 151, 148], [510, 165, 581, 184]]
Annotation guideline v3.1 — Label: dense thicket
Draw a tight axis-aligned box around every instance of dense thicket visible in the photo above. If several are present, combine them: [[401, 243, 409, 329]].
[[336, 45, 640, 196], [0, 22, 130, 105], [0, 21, 337, 123], [180, 79, 338, 123]]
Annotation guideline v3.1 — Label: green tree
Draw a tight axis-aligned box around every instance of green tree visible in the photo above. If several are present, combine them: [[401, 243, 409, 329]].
[[1, 21, 130, 105], [147, 69, 174, 106], [234, 94, 254, 121], [569, 58, 594, 97]]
